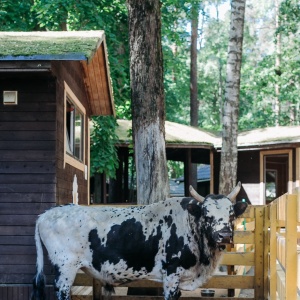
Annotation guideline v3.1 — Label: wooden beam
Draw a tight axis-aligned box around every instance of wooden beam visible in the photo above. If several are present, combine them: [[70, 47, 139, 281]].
[[184, 149, 192, 196]]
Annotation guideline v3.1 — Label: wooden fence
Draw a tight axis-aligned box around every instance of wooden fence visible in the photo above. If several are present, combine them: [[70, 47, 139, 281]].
[[266, 189, 300, 300]]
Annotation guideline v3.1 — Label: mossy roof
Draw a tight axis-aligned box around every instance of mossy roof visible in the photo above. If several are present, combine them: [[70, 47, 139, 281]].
[[237, 125, 300, 147], [116, 119, 300, 149], [0, 31, 105, 61], [116, 119, 220, 147]]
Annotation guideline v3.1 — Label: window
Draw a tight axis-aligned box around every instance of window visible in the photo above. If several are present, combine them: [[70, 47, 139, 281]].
[[66, 99, 83, 161], [64, 82, 86, 171]]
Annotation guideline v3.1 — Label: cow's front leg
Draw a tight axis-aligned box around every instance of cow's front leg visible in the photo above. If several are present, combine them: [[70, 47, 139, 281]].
[[163, 273, 181, 300]]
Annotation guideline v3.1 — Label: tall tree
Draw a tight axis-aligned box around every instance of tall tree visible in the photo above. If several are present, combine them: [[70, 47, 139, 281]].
[[274, 0, 281, 126], [219, 0, 246, 195], [127, 0, 169, 204], [190, 2, 200, 191], [190, 3, 199, 128]]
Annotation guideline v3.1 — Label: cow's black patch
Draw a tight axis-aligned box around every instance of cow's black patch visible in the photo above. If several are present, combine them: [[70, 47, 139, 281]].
[[163, 223, 196, 275], [198, 221, 217, 265], [89, 218, 162, 274], [163, 215, 173, 227], [180, 198, 202, 218], [205, 194, 224, 200], [187, 204, 202, 218], [180, 197, 193, 210]]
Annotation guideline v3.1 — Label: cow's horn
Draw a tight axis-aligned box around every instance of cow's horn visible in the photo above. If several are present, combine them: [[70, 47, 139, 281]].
[[227, 181, 242, 202], [189, 185, 205, 203]]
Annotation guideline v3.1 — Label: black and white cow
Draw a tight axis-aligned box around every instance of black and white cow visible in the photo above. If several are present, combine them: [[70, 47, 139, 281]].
[[31, 182, 247, 300]]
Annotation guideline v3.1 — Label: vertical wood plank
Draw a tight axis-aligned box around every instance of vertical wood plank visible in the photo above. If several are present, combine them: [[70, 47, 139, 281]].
[[254, 206, 264, 300], [184, 149, 192, 197], [93, 278, 103, 300], [209, 150, 214, 193], [296, 147, 300, 190], [269, 202, 277, 300], [263, 205, 269, 300], [285, 194, 297, 300]]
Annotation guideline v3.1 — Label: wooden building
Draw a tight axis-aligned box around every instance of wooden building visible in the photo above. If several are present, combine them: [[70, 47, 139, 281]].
[[114, 120, 300, 205], [0, 31, 114, 298]]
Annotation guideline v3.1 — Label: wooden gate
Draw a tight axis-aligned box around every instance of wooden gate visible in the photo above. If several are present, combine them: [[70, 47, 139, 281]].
[[266, 189, 300, 300]]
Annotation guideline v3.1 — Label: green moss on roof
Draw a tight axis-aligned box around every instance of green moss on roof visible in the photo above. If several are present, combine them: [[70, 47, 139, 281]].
[[0, 31, 104, 60], [116, 120, 219, 146], [115, 120, 300, 148]]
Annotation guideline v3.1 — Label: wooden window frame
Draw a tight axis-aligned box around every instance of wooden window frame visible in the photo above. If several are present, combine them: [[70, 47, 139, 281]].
[[260, 149, 292, 204], [64, 82, 86, 172]]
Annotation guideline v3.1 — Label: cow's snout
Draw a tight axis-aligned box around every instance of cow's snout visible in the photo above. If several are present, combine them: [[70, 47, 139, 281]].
[[218, 232, 232, 244], [214, 230, 233, 244]]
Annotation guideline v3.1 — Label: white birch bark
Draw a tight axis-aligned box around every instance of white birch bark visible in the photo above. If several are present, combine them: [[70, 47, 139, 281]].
[[219, 0, 246, 195]]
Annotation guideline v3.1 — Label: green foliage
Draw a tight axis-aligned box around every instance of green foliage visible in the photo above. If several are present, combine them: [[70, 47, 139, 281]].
[[277, 0, 300, 35], [90, 116, 119, 178], [0, 0, 36, 30], [31, 0, 130, 120], [1, 0, 300, 132], [168, 161, 184, 179]]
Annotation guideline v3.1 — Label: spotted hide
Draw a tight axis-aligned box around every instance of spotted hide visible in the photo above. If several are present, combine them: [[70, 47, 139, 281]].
[[31, 182, 247, 300]]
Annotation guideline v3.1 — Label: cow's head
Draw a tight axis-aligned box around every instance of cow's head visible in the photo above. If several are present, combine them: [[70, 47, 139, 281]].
[[187, 182, 247, 248]]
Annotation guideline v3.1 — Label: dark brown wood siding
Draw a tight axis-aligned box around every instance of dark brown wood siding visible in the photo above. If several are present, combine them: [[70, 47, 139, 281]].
[[52, 61, 90, 205], [237, 150, 260, 203], [213, 150, 260, 203], [0, 285, 55, 300], [0, 73, 56, 285]]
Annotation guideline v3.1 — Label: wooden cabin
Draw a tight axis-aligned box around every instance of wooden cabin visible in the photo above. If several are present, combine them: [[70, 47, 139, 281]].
[[113, 120, 300, 205], [0, 31, 114, 298]]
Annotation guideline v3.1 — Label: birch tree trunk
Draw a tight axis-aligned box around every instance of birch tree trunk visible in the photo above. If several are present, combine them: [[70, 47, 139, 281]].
[[274, 0, 281, 126], [127, 0, 169, 204], [219, 0, 246, 195]]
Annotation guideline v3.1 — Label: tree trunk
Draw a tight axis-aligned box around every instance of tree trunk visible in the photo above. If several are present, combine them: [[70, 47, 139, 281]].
[[127, 0, 169, 204], [190, 3, 200, 191], [190, 4, 199, 128], [274, 0, 281, 126], [219, 0, 246, 196]]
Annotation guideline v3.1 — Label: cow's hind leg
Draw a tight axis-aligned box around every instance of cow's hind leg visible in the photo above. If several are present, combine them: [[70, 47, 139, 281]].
[[54, 264, 78, 300]]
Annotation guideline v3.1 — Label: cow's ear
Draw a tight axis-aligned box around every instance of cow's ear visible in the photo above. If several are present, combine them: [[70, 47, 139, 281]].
[[234, 201, 248, 217], [187, 204, 202, 218]]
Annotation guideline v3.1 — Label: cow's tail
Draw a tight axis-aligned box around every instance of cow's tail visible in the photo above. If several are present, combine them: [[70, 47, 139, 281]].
[[31, 221, 46, 300]]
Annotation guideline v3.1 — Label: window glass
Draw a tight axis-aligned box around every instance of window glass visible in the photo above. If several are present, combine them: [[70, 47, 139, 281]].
[[66, 97, 83, 161], [74, 110, 83, 160]]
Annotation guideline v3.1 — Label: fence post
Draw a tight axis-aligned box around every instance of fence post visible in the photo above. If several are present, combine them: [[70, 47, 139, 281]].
[[269, 201, 277, 300], [285, 194, 297, 300], [263, 205, 270, 300], [255, 206, 265, 300], [93, 278, 103, 300]]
